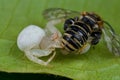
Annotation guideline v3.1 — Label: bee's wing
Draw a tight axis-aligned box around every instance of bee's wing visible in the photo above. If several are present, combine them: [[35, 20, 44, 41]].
[[102, 21, 120, 56], [43, 8, 80, 21]]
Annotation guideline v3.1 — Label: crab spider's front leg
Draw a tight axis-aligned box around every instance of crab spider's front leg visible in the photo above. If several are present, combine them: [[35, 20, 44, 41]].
[[25, 49, 56, 66], [45, 19, 63, 37], [39, 19, 63, 50]]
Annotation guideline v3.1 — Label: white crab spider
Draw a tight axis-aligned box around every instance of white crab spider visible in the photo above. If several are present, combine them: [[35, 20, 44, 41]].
[[17, 20, 63, 66]]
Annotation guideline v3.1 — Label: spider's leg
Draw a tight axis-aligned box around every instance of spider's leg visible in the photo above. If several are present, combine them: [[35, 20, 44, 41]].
[[25, 49, 56, 66]]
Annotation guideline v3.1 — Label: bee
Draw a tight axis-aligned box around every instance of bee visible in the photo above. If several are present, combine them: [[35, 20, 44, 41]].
[[43, 8, 120, 56]]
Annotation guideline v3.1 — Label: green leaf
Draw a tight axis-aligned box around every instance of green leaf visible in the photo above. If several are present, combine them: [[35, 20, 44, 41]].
[[0, 0, 120, 80]]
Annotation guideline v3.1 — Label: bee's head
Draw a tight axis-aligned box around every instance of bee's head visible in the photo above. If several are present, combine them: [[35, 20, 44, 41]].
[[81, 12, 103, 29], [81, 12, 102, 21]]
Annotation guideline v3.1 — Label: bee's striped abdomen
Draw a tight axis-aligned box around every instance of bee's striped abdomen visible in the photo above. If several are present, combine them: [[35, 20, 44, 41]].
[[62, 21, 91, 51], [75, 22, 92, 34]]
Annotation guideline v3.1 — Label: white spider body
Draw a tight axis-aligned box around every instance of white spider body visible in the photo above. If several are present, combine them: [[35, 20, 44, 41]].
[[17, 25, 45, 51], [17, 20, 62, 66]]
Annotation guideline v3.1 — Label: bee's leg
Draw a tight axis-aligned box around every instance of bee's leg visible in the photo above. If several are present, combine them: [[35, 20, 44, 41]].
[[90, 32, 102, 45], [45, 19, 63, 37], [24, 49, 56, 66]]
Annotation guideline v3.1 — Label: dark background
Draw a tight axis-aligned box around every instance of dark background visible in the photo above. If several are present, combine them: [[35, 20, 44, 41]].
[[0, 71, 72, 80]]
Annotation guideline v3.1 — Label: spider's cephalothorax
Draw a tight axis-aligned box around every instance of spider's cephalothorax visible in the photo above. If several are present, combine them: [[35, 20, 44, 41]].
[[62, 12, 103, 52]]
